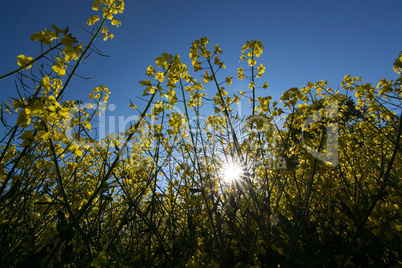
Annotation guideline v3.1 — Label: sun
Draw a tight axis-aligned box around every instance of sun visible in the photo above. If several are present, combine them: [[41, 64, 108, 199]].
[[221, 162, 243, 184]]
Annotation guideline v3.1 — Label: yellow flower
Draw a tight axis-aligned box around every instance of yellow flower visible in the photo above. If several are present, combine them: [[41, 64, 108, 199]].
[[102, 27, 114, 41], [40, 76, 51, 94], [238, 67, 245, 80], [128, 103, 137, 109], [213, 44, 223, 54], [257, 63, 265, 77], [193, 61, 202, 72], [248, 58, 256, 66], [146, 65, 156, 77], [155, 72, 165, 83], [111, 19, 121, 27], [30, 28, 60, 45], [17, 108, 31, 128], [52, 57, 66, 76], [17, 55, 34, 69], [87, 15, 100, 26], [203, 71, 210, 84], [225, 76, 232, 86], [92, 2, 100, 11]]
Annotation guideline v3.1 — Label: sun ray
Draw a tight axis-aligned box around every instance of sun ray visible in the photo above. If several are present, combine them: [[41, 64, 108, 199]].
[[221, 161, 243, 184]]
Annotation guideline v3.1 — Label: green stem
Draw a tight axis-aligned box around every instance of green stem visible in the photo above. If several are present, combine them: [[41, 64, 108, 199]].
[[0, 43, 62, 80], [57, 19, 107, 100]]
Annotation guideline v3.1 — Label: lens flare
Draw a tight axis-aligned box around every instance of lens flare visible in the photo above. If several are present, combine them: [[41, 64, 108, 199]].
[[221, 162, 243, 183]]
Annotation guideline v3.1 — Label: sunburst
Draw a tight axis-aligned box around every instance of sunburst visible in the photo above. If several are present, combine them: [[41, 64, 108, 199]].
[[221, 161, 243, 184]]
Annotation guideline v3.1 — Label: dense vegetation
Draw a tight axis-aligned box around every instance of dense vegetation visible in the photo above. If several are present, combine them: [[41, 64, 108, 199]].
[[1, 1, 401, 267]]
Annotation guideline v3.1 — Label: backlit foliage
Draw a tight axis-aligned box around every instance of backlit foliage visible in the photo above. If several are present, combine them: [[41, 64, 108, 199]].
[[0, 1, 401, 267]]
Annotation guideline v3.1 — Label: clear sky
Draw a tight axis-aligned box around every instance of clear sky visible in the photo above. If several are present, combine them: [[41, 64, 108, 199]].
[[1, 0, 402, 135]]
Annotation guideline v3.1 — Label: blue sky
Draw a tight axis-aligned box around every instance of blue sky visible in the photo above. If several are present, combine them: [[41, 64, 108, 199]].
[[1, 0, 402, 135]]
